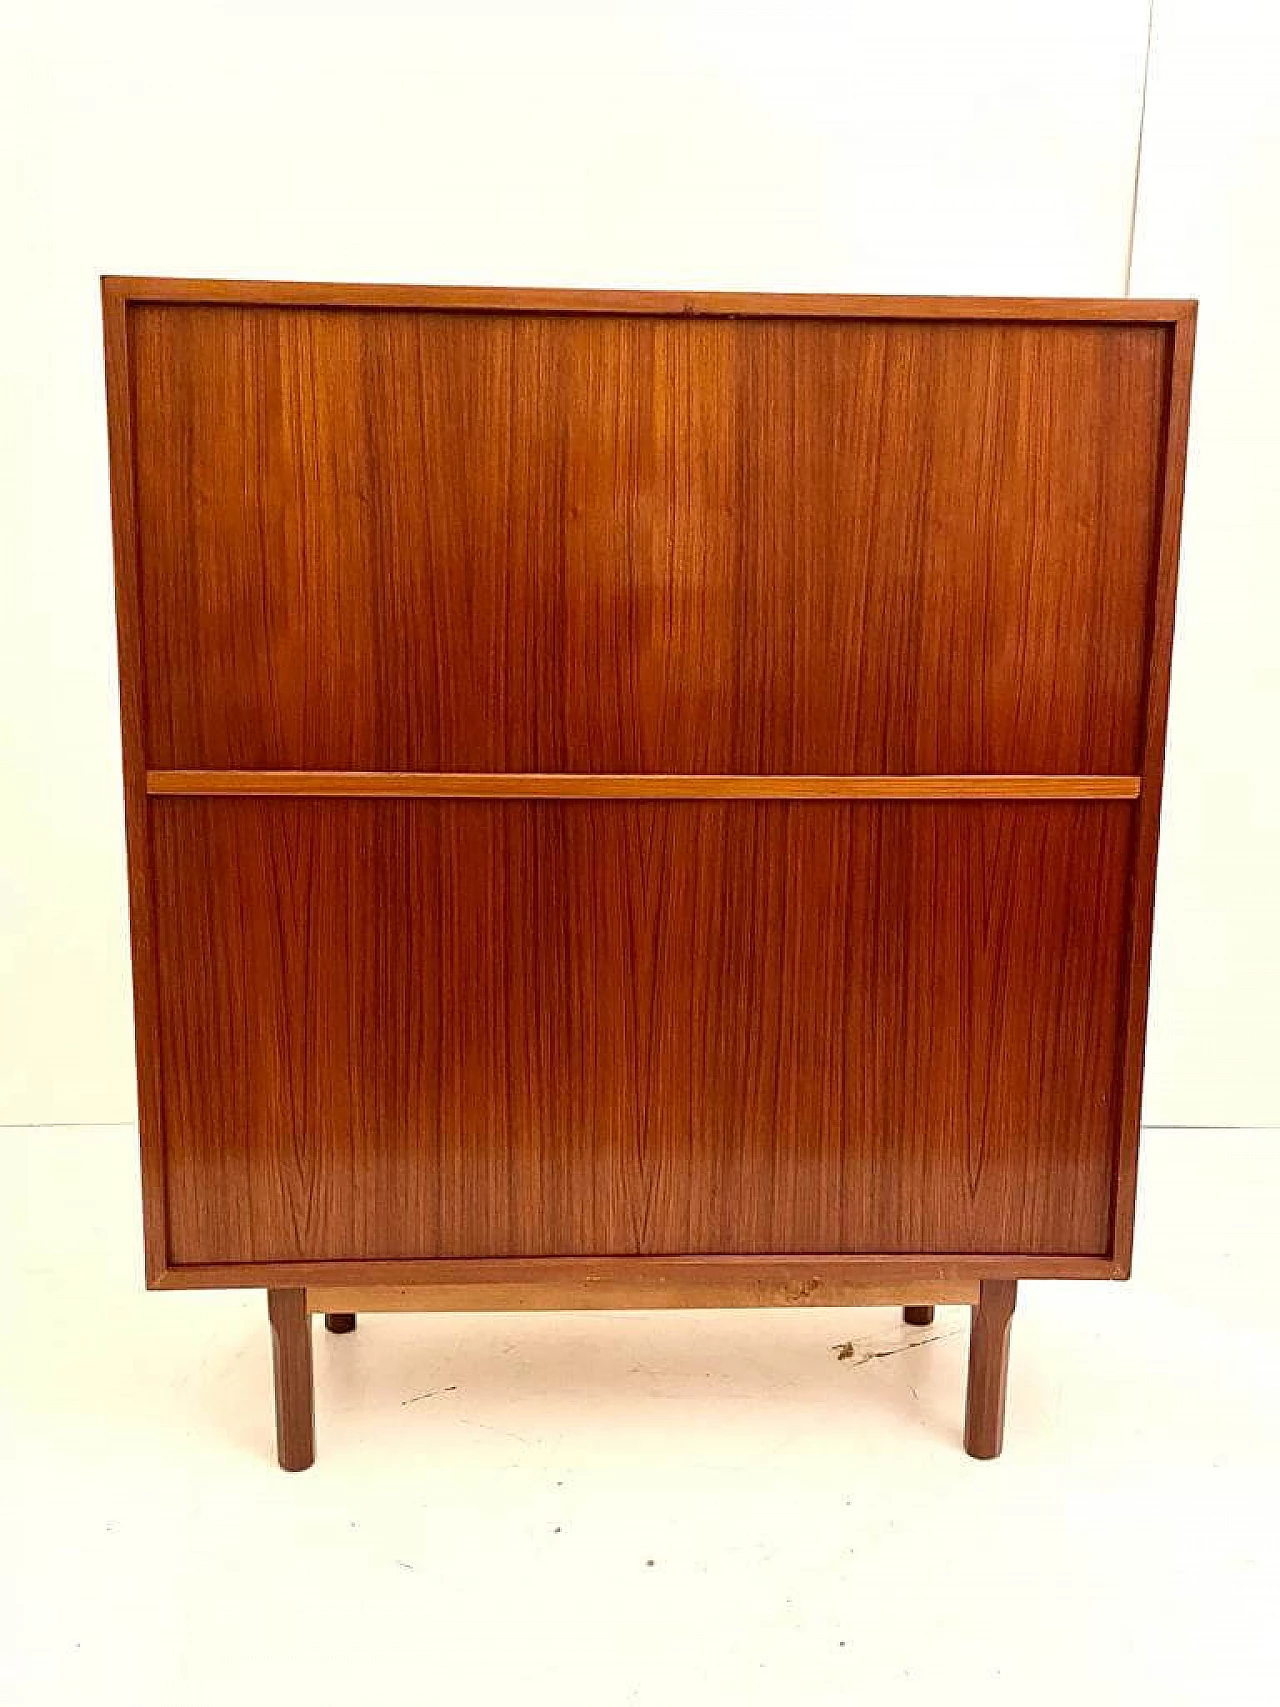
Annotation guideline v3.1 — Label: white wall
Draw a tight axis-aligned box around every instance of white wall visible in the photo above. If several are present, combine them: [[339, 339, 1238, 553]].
[[4, 0, 1267, 1126], [1132, 0, 1280, 1125]]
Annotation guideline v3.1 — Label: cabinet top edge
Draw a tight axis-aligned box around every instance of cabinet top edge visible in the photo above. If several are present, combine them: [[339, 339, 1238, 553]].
[[100, 276, 1197, 324]]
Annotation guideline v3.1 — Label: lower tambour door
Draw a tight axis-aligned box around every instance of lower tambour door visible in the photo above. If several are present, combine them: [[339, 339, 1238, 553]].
[[149, 795, 1133, 1266]]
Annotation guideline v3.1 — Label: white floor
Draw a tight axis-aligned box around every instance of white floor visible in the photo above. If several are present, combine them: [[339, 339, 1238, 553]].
[[3, 1126, 1278, 1706]]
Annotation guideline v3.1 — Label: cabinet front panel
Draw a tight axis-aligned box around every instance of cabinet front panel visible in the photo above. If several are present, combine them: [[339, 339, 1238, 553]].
[[151, 797, 1131, 1266], [130, 305, 1169, 776]]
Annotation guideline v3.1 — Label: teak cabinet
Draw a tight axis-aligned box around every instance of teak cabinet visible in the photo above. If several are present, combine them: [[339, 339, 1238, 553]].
[[102, 278, 1195, 1467]]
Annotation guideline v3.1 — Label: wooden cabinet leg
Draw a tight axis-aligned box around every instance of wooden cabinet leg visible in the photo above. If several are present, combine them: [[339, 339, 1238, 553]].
[[267, 1288, 315, 1471], [324, 1313, 357, 1334], [964, 1279, 1017, 1459], [903, 1305, 934, 1326]]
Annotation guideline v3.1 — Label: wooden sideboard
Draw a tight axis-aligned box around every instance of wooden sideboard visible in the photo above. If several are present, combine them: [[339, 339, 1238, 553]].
[[102, 278, 1195, 1467]]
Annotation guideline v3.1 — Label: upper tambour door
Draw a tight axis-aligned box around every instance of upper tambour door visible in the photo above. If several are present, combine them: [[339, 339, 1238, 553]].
[[127, 304, 1172, 776]]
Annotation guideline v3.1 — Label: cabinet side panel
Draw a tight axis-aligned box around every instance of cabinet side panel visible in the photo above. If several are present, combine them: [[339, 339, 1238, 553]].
[[130, 307, 1168, 776], [1110, 306, 1197, 1270], [152, 798, 1131, 1265], [103, 286, 169, 1281]]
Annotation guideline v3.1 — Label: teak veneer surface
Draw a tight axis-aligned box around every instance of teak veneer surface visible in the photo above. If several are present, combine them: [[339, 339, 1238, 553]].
[[102, 280, 1195, 1292], [151, 797, 1131, 1265], [128, 306, 1168, 777], [146, 771, 1141, 800], [305, 1281, 982, 1314]]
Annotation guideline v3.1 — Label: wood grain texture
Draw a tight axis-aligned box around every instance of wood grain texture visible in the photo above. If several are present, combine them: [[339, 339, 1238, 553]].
[[964, 1278, 1018, 1459], [102, 283, 168, 1282], [104, 277, 1195, 321], [146, 770, 1141, 801], [267, 1288, 314, 1471], [1110, 306, 1198, 1274], [103, 284, 1196, 1305], [149, 797, 1132, 1268], [150, 1253, 1120, 1289], [305, 1281, 980, 1313], [128, 305, 1170, 777]]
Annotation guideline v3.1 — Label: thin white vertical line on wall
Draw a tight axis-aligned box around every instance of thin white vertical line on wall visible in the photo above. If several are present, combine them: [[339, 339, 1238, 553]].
[[1125, 0, 1157, 294]]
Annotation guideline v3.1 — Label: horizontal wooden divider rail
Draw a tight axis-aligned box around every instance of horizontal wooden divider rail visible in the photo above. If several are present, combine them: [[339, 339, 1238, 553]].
[[146, 771, 1143, 800], [104, 278, 1195, 1469]]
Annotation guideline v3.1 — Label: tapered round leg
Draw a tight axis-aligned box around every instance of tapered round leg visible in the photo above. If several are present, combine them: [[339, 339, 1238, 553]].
[[324, 1313, 357, 1334], [903, 1305, 935, 1326], [964, 1279, 1018, 1459], [267, 1288, 315, 1471]]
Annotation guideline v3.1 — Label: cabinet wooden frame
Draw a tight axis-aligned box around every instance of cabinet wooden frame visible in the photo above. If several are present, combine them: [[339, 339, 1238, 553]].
[[103, 278, 1195, 1461]]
